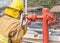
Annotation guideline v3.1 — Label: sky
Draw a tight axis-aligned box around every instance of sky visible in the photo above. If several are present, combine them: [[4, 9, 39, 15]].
[[0, 0, 12, 8]]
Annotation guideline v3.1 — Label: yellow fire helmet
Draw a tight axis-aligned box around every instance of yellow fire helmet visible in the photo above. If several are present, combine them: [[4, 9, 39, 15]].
[[4, 0, 24, 18]]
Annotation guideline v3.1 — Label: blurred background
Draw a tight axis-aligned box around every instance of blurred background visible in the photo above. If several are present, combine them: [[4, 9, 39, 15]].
[[0, 0, 60, 43]]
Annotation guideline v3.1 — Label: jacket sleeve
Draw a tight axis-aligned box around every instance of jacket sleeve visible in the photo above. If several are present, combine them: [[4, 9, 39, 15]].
[[8, 23, 27, 43]]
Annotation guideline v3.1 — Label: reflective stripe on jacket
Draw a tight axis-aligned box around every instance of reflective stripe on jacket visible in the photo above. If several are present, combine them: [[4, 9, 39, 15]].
[[0, 34, 8, 43]]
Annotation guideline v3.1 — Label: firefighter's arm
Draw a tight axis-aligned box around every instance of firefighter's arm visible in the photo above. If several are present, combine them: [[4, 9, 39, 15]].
[[14, 25, 27, 43], [8, 22, 27, 43]]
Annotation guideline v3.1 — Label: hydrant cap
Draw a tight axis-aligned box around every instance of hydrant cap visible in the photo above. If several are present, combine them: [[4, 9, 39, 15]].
[[42, 8, 49, 14]]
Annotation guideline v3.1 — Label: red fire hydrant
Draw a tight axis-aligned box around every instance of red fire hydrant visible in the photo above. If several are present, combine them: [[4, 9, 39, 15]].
[[24, 8, 56, 43]]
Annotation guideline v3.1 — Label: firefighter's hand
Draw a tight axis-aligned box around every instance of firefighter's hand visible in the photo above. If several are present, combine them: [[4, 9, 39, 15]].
[[23, 28, 27, 35], [21, 25, 27, 37]]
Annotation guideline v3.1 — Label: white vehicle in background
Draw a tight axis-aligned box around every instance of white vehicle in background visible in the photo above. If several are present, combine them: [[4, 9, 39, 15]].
[[23, 22, 60, 43]]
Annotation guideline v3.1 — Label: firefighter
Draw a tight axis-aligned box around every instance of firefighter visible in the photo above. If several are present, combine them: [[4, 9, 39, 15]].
[[0, 0, 27, 43]]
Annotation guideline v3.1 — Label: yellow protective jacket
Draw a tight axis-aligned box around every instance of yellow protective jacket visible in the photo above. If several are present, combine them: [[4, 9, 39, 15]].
[[0, 15, 27, 43]]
